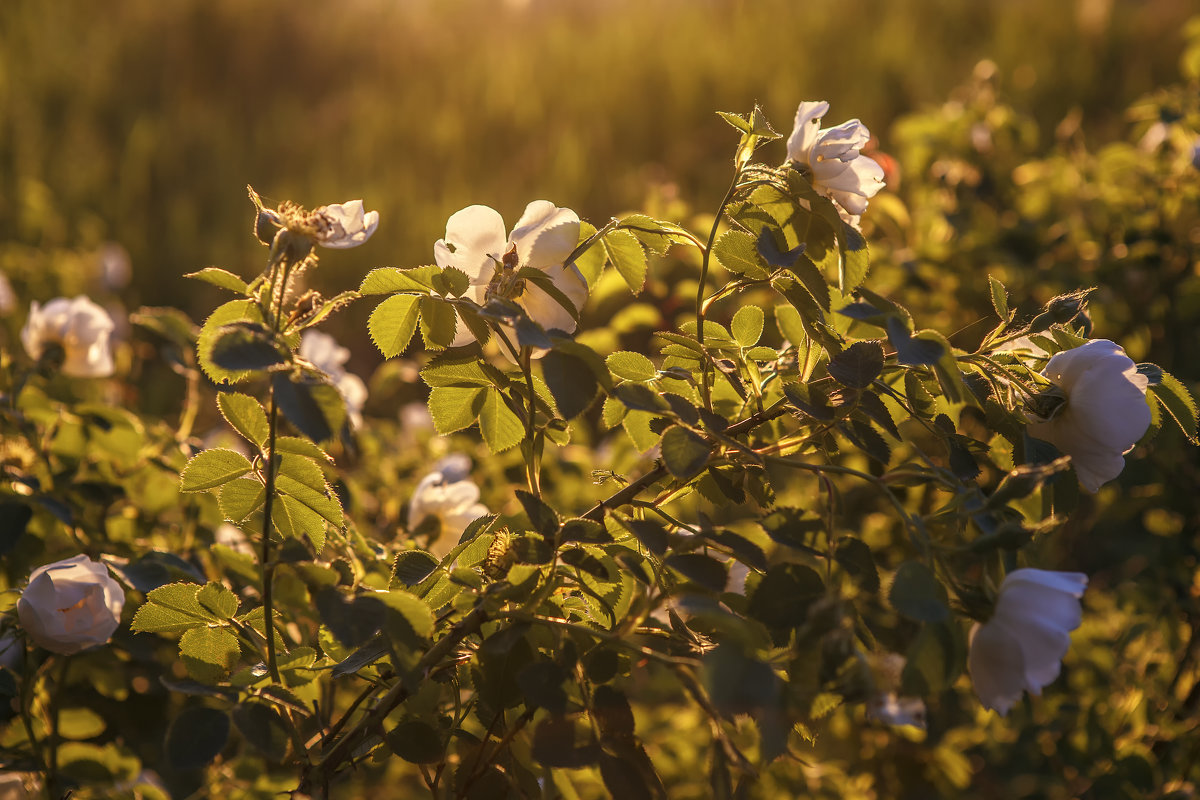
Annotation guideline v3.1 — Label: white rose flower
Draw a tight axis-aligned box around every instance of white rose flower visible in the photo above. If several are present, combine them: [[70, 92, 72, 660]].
[[433, 201, 587, 350], [968, 568, 1087, 715], [16, 555, 125, 655], [20, 295, 116, 378], [299, 330, 368, 428], [786, 100, 886, 227], [312, 199, 379, 249], [1025, 339, 1151, 492], [408, 470, 489, 557]]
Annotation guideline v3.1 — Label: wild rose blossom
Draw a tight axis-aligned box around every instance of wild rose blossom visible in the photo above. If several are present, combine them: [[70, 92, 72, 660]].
[[433, 201, 587, 350], [786, 101, 886, 227], [21, 295, 116, 378], [408, 469, 489, 558], [299, 331, 368, 428], [311, 200, 379, 249], [17, 555, 125, 655], [1025, 339, 1150, 492], [968, 568, 1087, 715]]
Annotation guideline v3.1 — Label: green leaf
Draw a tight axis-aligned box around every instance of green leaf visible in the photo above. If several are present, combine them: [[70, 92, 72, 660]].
[[386, 718, 444, 764], [887, 318, 945, 367], [606, 351, 657, 382], [619, 518, 668, 556], [428, 386, 487, 435], [272, 371, 346, 443], [197, 582, 239, 620], [749, 563, 825, 628], [180, 627, 241, 681], [618, 214, 696, 256], [198, 300, 265, 385], [432, 265, 470, 297], [166, 707, 230, 770], [420, 354, 502, 388], [210, 322, 289, 371], [478, 389, 524, 453], [275, 436, 333, 463], [217, 392, 269, 448], [359, 266, 437, 295], [712, 230, 768, 279], [833, 537, 879, 593], [661, 426, 711, 479], [131, 582, 219, 633], [419, 296, 458, 350], [393, 550, 440, 585], [186, 267, 249, 294], [368, 293, 421, 358], [181, 449, 254, 492], [988, 275, 1009, 320], [374, 590, 435, 638], [57, 707, 106, 740], [1149, 371, 1198, 443], [542, 350, 599, 419], [731, 306, 764, 348], [664, 553, 727, 592], [826, 340, 884, 389], [276, 476, 342, 528], [889, 561, 950, 623], [602, 229, 649, 294], [220, 478, 265, 524], [273, 494, 328, 549]]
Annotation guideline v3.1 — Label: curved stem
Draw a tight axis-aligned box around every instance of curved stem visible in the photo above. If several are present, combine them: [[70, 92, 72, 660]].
[[259, 388, 282, 683], [696, 170, 743, 412], [519, 347, 541, 498]]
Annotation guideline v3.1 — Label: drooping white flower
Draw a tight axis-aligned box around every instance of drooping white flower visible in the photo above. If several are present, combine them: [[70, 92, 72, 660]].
[[786, 101, 886, 227], [408, 470, 489, 557], [1025, 339, 1151, 492], [433, 201, 587, 350], [968, 568, 1087, 715], [299, 330, 368, 428], [17, 555, 125, 655], [312, 199, 379, 249], [21, 296, 116, 377]]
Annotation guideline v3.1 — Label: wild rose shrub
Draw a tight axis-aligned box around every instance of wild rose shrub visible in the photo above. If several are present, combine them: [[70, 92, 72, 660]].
[[1, 43, 1200, 800]]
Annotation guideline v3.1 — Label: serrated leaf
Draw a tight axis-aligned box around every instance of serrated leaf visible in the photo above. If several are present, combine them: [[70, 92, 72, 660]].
[[420, 354, 500, 388], [712, 230, 768, 279], [602, 229, 649, 293], [359, 266, 437, 295], [749, 563, 825, 628], [181, 449, 254, 492], [1149, 371, 1198, 443], [217, 392, 269, 448], [606, 351, 657, 382], [661, 426, 711, 479], [197, 582, 239, 620], [276, 475, 343, 528], [479, 388, 524, 453], [210, 322, 289, 371], [275, 436, 333, 463], [543, 349, 599, 419], [620, 518, 668, 556], [664, 553, 728, 592], [419, 296, 458, 350], [618, 214, 696, 256], [888, 317, 945, 366], [132, 582, 218, 633], [220, 478, 265, 524], [180, 626, 241, 680], [272, 371, 345, 443], [393, 551, 439, 585], [373, 590, 435, 638], [232, 703, 290, 762], [368, 293, 421, 358], [273, 493, 327, 549], [988, 275, 1009, 320], [889, 561, 949, 623], [186, 267, 249, 293], [827, 340, 884, 389], [731, 306, 765, 348], [833, 537, 879, 593], [428, 386, 487, 435], [198, 300, 265, 385]]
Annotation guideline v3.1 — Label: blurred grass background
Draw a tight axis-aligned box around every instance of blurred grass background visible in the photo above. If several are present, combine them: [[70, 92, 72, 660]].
[[0, 0, 1194, 321]]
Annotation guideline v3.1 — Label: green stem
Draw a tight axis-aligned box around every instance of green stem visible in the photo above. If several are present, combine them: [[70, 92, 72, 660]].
[[697, 170, 744, 413], [260, 386, 282, 683], [519, 347, 541, 498]]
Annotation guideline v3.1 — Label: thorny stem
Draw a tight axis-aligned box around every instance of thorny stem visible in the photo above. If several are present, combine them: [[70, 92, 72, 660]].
[[260, 389, 282, 683]]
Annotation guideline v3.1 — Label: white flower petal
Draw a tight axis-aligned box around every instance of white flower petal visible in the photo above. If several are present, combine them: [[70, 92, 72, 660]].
[[17, 555, 124, 655], [315, 200, 379, 249], [786, 100, 830, 163], [21, 296, 116, 378], [517, 265, 588, 336], [510, 201, 580, 271], [968, 621, 1027, 715], [435, 205, 508, 285]]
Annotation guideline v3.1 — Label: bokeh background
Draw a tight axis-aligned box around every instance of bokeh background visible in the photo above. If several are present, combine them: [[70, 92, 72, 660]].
[[1, 0, 1194, 314]]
